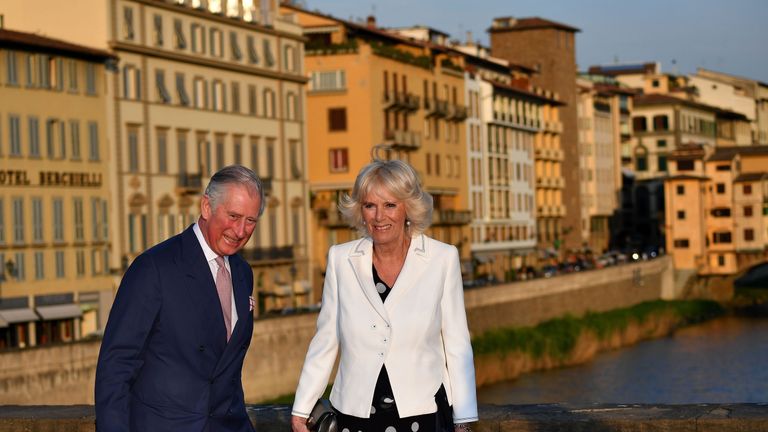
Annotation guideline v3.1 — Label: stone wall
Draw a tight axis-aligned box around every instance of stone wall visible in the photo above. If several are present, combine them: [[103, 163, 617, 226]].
[[0, 257, 674, 404], [0, 404, 765, 432]]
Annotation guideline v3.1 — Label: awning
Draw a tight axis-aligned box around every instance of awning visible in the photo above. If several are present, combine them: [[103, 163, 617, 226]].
[[0, 308, 38, 323], [36, 304, 82, 321]]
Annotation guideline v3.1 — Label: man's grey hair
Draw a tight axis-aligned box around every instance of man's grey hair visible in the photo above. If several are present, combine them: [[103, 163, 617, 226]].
[[204, 165, 266, 216]]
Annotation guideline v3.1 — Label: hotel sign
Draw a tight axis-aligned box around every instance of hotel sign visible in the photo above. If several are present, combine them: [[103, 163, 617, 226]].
[[0, 170, 103, 188]]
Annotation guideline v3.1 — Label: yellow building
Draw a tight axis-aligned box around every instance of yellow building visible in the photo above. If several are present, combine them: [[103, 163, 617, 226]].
[[665, 145, 768, 275], [282, 5, 471, 288], [4, 0, 312, 316], [0, 29, 114, 348]]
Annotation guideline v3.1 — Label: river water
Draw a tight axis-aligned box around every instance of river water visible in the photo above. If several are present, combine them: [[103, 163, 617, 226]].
[[477, 316, 768, 404]]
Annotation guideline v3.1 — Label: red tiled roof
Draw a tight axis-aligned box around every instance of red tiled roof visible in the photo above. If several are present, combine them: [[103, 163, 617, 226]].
[[734, 172, 768, 183], [0, 28, 114, 61], [709, 145, 768, 161], [489, 17, 580, 33]]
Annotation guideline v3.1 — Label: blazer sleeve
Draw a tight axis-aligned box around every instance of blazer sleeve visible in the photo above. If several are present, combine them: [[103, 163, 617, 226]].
[[291, 245, 341, 418], [441, 246, 479, 423], [95, 253, 162, 432]]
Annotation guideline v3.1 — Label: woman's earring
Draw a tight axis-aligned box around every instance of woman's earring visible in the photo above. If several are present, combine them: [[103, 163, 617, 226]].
[[406, 220, 411, 227], [362, 220, 366, 225]]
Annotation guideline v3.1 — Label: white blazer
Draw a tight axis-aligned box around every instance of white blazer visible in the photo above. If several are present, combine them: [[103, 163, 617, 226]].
[[292, 234, 478, 422]]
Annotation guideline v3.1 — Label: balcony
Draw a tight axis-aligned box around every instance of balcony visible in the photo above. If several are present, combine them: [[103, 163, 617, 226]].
[[384, 129, 421, 150], [240, 246, 293, 263], [447, 104, 469, 122], [260, 177, 273, 195], [425, 98, 449, 118], [432, 209, 472, 226], [176, 172, 203, 194], [384, 91, 420, 112]]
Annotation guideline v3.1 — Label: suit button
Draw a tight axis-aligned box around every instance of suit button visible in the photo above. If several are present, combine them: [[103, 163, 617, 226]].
[[198, 345, 205, 352], [372, 324, 377, 328]]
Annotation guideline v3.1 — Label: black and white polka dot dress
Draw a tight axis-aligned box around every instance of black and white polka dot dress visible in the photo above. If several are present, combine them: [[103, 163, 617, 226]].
[[334, 265, 439, 432]]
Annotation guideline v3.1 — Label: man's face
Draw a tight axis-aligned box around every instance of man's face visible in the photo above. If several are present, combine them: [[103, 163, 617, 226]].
[[199, 184, 262, 256]]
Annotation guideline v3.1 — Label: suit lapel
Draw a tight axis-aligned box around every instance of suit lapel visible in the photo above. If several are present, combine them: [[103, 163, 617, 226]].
[[383, 234, 429, 313], [347, 237, 390, 324]]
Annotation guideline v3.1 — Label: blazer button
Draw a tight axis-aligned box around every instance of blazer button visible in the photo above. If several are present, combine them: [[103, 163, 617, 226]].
[[198, 345, 205, 352], [372, 324, 377, 328]]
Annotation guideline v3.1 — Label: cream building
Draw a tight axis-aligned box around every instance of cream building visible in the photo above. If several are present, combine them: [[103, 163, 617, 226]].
[[4, 0, 311, 316], [0, 28, 114, 348]]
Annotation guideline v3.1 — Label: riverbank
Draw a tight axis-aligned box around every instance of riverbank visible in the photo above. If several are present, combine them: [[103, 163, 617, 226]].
[[473, 300, 724, 387]]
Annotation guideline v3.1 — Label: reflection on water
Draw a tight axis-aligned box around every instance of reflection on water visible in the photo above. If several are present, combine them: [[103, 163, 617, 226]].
[[477, 317, 768, 404]]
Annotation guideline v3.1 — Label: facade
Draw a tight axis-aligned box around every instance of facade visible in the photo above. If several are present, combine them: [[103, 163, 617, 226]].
[[5, 0, 311, 316], [489, 16, 582, 251], [454, 41, 561, 279], [665, 145, 768, 275], [283, 6, 472, 288], [0, 29, 114, 348]]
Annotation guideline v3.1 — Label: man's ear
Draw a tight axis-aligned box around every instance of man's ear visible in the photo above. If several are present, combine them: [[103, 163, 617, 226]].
[[200, 195, 212, 220]]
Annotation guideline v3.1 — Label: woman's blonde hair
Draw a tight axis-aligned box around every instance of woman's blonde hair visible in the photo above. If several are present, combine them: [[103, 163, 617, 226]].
[[339, 159, 433, 236]]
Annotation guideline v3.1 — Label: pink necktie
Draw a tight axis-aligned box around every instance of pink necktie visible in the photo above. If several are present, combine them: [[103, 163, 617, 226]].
[[214, 256, 233, 341]]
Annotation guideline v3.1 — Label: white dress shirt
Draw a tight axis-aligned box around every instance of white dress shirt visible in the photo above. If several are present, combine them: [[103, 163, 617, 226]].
[[193, 223, 238, 330]]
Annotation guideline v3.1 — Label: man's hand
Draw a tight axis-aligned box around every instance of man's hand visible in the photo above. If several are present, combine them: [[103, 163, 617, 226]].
[[291, 415, 310, 432]]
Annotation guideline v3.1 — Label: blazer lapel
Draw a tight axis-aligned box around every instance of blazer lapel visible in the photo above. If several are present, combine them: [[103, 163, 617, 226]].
[[347, 237, 390, 324], [383, 234, 430, 313]]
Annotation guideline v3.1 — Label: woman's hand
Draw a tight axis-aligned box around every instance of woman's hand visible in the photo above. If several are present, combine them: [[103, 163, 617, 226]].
[[291, 415, 310, 432]]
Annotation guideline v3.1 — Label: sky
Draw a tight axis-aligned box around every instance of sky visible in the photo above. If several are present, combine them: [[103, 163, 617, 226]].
[[301, 0, 768, 83]]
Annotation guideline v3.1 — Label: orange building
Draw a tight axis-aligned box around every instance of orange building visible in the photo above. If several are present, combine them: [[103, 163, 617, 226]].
[[281, 5, 471, 288]]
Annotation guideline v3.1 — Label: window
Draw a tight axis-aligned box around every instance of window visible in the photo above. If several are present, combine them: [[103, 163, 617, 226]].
[[85, 64, 96, 95], [123, 65, 141, 100], [716, 183, 726, 194], [76, 250, 86, 276], [233, 136, 242, 165], [128, 127, 139, 172], [286, 92, 297, 120], [657, 155, 667, 171], [247, 35, 259, 64], [154, 14, 164, 46], [14, 252, 25, 281], [673, 239, 689, 248], [177, 130, 188, 174], [744, 205, 753, 217], [193, 77, 207, 109], [653, 115, 669, 131], [632, 116, 647, 132], [55, 250, 65, 278], [743, 184, 752, 195], [73, 198, 84, 241], [263, 88, 276, 118], [744, 229, 755, 241], [176, 73, 190, 106], [266, 138, 275, 178], [67, 59, 78, 92], [676, 184, 685, 195], [174, 19, 187, 49], [5, 50, 19, 85], [677, 210, 685, 220], [250, 136, 260, 173], [9, 115, 21, 156], [263, 39, 275, 67], [34, 251, 44, 280], [289, 139, 301, 179], [123, 7, 135, 40], [231, 82, 241, 113], [157, 129, 168, 173], [212, 80, 226, 111], [210, 28, 223, 57], [215, 134, 225, 170], [12, 197, 24, 244], [657, 139, 667, 148], [156, 69, 171, 103], [329, 148, 348, 173], [284, 45, 296, 72], [711, 207, 731, 217], [230, 32, 242, 60], [25, 53, 37, 88], [328, 108, 347, 131], [712, 232, 732, 244], [715, 164, 730, 171], [88, 122, 100, 161], [52, 57, 64, 91], [248, 84, 257, 115], [191, 23, 206, 54], [91, 198, 101, 241], [717, 255, 725, 267], [32, 198, 43, 243], [69, 120, 81, 160], [0, 199, 4, 244], [677, 159, 694, 171], [652, 79, 660, 88], [53, 198, 64, 242], [38, 54, 51, 89], [310, 70, 346, 92], [635, 154, 647, 171], [28, 117, 40, 157]]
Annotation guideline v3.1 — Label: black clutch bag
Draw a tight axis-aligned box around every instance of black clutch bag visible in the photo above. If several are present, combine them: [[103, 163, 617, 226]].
[[306, 399, 338, 432]]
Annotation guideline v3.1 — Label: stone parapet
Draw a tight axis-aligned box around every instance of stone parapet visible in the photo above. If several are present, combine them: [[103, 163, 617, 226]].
[[0, 404, 766, 432]]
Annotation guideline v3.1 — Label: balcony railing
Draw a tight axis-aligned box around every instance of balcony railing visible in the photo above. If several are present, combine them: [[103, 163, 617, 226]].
[[432, 209, 472, 226], [176, 172, 203, 193], [384, 129, 422, 150], [240, 246, 293, 262], [425, 98, 449, 118], [384, 91, 420, 112], [447, 105, 468, 122]]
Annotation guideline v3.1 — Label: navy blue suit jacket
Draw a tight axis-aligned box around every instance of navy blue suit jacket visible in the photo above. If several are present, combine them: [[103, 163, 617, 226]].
[[95, 226, 255, 432]]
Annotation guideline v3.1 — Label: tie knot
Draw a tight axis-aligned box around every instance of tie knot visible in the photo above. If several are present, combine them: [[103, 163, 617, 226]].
[[215, 256, 226, 268]]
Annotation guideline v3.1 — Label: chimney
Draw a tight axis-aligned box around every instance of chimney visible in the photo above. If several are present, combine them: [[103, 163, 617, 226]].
[[366, 15, 376, 28], [466, 31, 474, 46]]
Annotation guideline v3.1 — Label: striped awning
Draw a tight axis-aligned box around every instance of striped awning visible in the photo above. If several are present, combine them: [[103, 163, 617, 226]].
[[36, 304, 83, 321]]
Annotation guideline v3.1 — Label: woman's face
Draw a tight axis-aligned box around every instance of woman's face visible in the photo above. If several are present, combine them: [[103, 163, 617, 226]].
[[361, 187, 408, 247]]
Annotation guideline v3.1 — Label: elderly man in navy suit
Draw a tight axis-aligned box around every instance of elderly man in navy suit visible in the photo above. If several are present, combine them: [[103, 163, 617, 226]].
[[95, 165, 264, 432]]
